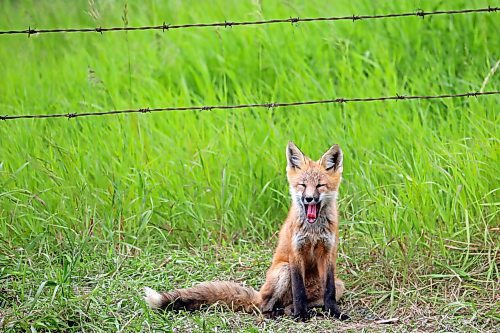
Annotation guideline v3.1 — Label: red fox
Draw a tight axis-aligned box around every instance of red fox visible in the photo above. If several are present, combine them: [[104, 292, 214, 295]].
[[145, 142, 349, 320]]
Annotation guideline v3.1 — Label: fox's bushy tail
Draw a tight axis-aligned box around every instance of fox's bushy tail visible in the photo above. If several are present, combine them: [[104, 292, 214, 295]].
[[144, 281, 261, 313]]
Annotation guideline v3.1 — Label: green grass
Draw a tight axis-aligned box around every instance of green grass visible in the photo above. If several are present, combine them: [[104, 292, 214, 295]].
[[0, 0, 499, 331]]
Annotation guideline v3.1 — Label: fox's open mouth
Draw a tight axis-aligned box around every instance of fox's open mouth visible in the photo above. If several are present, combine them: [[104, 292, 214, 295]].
[[304, 203, 320, 223]]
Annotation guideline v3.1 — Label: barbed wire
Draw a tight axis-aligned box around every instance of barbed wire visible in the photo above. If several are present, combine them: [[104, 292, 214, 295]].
[[0, 7, 497, 37], [1, 91, 498, 121]]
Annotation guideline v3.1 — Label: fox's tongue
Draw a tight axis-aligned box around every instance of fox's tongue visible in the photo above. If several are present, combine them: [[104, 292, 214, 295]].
[[307, 204, 318, 223]]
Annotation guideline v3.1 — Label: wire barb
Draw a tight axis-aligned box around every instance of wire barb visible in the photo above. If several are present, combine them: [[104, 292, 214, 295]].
[[27, 26, 36, 37], [1, 91, 498, 121], [0, 7, 497, 36], [416, 9, 426, 19]]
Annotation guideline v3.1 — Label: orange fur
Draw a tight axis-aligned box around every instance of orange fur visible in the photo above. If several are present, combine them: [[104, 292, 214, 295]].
[[145, 142, 347, 318]]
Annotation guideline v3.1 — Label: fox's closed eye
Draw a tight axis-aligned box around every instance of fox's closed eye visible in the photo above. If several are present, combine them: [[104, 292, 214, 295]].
[[317, 184, 326, 188], [298, 184, 306, 188]]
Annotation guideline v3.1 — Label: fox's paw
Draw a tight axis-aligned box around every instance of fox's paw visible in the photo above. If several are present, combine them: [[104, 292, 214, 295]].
[[336, 312, 350, 321], [293, 308, 310, 322], [263, 307, 285, 319], [325, 304, 350, 321]]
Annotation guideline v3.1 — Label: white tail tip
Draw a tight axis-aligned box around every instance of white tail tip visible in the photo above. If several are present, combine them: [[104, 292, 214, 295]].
[[144, 287, 163, 309]]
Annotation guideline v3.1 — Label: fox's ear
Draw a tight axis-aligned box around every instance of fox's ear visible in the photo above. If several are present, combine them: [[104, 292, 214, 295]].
[[320, 144, 343, 172], [286, 141, 306, 169]]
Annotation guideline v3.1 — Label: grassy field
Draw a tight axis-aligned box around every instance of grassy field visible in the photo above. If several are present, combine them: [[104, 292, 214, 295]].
[[0, 0, 499, 331]]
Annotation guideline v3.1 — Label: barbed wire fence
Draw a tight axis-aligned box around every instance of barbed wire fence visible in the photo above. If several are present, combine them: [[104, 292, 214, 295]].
[[0, 6, 498, 121], [2, 92, 498, 121], [0, 7, 497, 36]]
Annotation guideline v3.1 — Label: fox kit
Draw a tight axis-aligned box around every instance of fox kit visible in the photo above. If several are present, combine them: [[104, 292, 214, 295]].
[[145, 142, 348, 320]]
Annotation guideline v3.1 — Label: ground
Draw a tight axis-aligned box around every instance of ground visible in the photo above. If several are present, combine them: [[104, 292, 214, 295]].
[[0, 0, 498, 332], [1, 243, 497, 332]]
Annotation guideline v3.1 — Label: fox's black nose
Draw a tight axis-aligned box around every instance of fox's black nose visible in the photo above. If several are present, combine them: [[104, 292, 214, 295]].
[[304, 196, 314, 203]]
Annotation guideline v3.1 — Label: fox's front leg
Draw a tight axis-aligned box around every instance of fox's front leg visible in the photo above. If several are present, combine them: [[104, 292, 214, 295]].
[[324, 263, 349, 320], [290, 259, 309, 321]]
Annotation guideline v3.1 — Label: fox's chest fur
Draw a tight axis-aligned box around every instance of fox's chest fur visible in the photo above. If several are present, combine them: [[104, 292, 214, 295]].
[[292, 217, 336, 263], [292, 222, 335, 252]]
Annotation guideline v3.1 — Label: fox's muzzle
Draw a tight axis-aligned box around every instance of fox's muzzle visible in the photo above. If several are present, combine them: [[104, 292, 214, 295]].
[[302, 195, 319, 205]]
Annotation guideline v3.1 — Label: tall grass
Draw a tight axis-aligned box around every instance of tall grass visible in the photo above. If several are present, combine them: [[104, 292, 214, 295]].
[[1, 0, 497, 249]]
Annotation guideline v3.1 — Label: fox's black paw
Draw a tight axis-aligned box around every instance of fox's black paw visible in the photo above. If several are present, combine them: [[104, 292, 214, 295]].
[[337, 312, 350, 321], [263, 307, 285, 319], [293, 309, 310, 322], [325, 305, 350, 321]]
